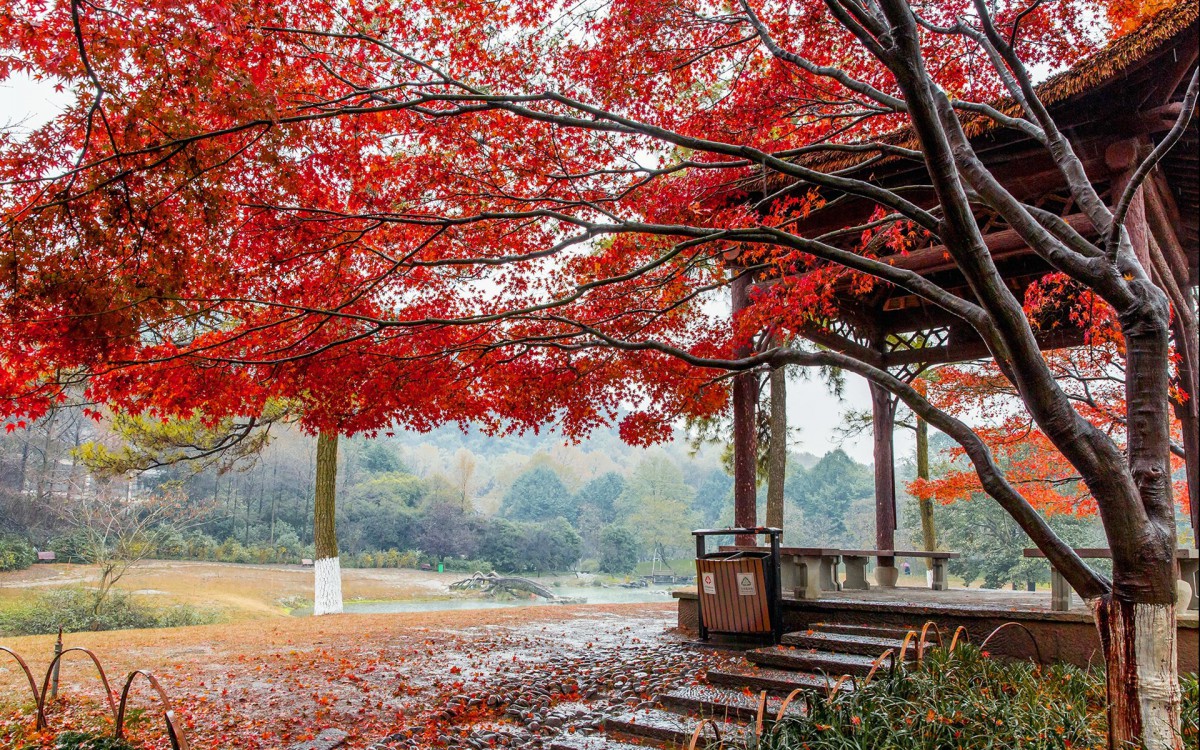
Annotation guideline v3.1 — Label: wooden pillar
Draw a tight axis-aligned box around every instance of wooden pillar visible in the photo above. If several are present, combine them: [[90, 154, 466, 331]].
[[731, 273, 758, 545], [1144, 181, 1200, 537], [1107, 140, 1151, 269], [1175, 326, 1200, 537], [1112, 142, 1200, 536], [870, 382, 897, 569]]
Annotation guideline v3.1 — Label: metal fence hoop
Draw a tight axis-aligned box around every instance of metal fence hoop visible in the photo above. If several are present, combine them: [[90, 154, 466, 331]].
[[117, 669, 191, 750], [38, 646, 118, 729], [0, 646, 43, 729]]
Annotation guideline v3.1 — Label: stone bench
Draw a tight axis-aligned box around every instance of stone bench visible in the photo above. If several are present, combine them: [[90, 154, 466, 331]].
[[719, 546, 958, 598], [718, 546, 839, 600], [1024, 547, 1199, 611], [836, 549, 959, 592]]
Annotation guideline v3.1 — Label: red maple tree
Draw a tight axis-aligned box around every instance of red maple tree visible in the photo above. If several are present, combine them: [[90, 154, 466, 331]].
[[912, 275, 1192, 521], [1, 1, 1197, 746]]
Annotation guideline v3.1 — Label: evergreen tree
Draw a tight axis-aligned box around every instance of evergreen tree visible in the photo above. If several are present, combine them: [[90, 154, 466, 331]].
[[690, 468, 733, 527], [500, 466, 574, 522], [597, 526, 639, 575], [574, 472, 625, 524], [527, 517, 582, 573]]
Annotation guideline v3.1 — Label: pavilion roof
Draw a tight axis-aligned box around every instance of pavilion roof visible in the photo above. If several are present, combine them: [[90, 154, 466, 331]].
[[761, 0, 1198, 178], [741, 3, 1198, 371]]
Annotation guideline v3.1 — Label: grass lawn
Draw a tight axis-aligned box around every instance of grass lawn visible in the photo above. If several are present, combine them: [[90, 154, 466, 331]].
[[1, 561, 488, 622]]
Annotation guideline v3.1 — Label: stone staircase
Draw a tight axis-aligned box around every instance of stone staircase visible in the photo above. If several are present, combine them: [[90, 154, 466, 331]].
[[549, 622, 931, 750]]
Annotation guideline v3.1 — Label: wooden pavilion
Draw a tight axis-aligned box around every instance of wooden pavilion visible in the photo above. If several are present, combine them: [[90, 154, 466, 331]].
[[726, 2, 1200, 569]]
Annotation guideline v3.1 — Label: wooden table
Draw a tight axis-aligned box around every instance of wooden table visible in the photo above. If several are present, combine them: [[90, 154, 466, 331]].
[[1023, 548, 1199, 611]]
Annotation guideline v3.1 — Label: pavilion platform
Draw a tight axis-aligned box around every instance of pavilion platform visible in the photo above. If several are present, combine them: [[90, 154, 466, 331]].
[[674, 586, 1199, 672]]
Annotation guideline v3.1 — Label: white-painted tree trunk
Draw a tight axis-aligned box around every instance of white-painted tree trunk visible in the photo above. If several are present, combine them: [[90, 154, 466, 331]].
[[1095, 597, 1182, 750], [313, 556, 343, 616], [312, 432, 342, 617], [1132, 603, 1180, 750]]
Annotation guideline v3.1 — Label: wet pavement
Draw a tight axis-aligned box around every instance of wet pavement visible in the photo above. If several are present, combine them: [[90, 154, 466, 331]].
[[365, 610, 736, 749]]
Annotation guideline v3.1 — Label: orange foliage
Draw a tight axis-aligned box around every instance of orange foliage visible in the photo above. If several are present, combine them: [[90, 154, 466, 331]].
[[910, 276, 1190, 519]]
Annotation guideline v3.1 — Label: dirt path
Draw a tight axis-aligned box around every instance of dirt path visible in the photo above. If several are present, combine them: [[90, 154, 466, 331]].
[[1, 602, 726, 750]]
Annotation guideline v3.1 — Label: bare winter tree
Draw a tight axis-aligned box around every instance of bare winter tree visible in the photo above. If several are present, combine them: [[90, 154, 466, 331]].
[[59, 487, 202, 616]]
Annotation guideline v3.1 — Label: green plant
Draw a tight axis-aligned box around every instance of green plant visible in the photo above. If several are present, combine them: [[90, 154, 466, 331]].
[[745, 644, 1198, 750], [1184, 672, 1200, 747], [0, 535, 36, 571], [52, 731, 140, 750], [0, 588, 222, 636], [438, 557, 494, 573], [597, 526, 639, 574]]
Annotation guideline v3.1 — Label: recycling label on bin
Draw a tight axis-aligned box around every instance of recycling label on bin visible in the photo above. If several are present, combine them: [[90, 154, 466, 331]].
[[701, 572, 716, 595], [736, 572, 757, 596]]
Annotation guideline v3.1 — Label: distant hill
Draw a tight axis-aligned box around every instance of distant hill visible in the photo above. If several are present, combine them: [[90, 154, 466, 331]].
[[791, 451, 822, 470]]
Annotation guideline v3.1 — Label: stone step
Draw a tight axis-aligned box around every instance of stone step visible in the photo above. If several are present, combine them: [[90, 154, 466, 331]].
[[604, 707, 745, 747], [658, 684, 805, 722], [549, 735, 660, 750], [705, 665, 853, 695], [746, 646, 894, 677], [808, 622, 919, 640], [781, 630, 928, 659]]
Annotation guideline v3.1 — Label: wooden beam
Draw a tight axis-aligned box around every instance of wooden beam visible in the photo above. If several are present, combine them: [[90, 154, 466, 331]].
[[883, 327, 1086, 367], [753, 213, 1095, 295], [881, 213, 1095, 276], [796, 323, 883, 368]]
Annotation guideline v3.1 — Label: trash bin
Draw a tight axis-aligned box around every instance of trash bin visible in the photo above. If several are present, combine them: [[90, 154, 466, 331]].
[[693, 527, 783, 644]]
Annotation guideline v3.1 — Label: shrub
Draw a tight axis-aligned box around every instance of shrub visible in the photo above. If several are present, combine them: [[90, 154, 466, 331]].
[[51, 731, 140, 750], [339, 549, 416, 569], [45, 530, 94, 564], [749, 644, 1198, 750], [439, 557, 494, 573], [0, 588, 222, 636], [0, 535, 36, 572]]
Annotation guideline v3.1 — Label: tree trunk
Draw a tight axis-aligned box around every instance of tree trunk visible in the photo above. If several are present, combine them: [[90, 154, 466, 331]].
[[731, 273, 758, 545], [313, 431, 342, 616], [17, 437, 29, 497], [915, 416, 937, 570], [269, 458, 278, 544], [1097, 283, 1181, 750], [766, 366, 787, 530], [1095, 596, 1181, 750]]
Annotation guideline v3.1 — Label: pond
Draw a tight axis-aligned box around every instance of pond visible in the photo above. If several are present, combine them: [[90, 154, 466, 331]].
[[290, 583, 683, 616]]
